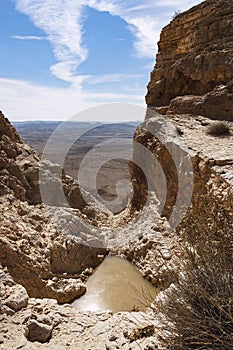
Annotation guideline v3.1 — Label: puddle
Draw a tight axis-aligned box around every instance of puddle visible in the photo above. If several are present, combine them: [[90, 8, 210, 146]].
[[72, 256, 158, 313]]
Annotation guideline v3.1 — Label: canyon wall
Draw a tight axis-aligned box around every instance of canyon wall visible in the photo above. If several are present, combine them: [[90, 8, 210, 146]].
[[0, 111, 108, 303], [0, 0, 233, 348], [146, 0, 233, 121], [131, 0, 233, 281]]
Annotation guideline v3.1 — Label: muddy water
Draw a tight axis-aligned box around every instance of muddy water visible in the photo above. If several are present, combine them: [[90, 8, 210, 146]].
[[72, 256, 158, 313]]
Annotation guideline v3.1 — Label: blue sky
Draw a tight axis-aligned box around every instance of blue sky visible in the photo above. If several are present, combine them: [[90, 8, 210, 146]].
[[0, 0, 202, 121]]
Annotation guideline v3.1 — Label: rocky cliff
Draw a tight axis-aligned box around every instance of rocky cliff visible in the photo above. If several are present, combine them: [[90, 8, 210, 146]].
[[142, 0, 233, 227], [0, 111, 109, 303], [0, 110, 175, 348], [146, 0, 233, 121], [0, 0, 233, 348]]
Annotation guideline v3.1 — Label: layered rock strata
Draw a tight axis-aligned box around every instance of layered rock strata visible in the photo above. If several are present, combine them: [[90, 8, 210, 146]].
[[146, 0, 233, 121], [0, 0, 233, 348]]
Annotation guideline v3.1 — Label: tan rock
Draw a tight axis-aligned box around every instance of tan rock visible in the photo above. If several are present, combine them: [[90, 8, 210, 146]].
[[5, 285, 28, 311], [146, 0, 233, 121], [0, 1, 232, 348]]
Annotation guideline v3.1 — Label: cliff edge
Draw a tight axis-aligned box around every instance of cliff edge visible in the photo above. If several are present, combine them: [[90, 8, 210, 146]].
[[146, 0, 233, 120], [0, 0, 233, 348]]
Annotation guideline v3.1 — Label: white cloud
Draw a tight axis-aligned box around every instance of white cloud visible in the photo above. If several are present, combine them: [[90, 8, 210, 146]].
[[12, 35, 46, 40], [91, 0, 203, 58], [0, 78, 144, 121], [14, 0, 202, 83], [86, 73, 144, 85], [8, 0, 202, 121], [15, 0, 87, 83], [0, 78, 86, 121]]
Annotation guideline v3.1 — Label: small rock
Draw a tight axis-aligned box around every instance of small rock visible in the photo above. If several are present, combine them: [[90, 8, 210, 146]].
[[15, 334, 27, 349], [25, 320, 53, 343], [145, 345, 158, 350], [35, 224, 43, 232], [38, 315, 53, 325], [109, 335, 117, 341], [18, 208, 28, 216], [5, 285, 28, 311], [161, 250, 171, 261], [0, 271, 15, 287], [22, 311, 37, 324], [1, 305, 15, 316]]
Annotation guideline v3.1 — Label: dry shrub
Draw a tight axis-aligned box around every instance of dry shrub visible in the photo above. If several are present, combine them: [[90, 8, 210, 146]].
[[206, 122, 230, 136], [159, 190, 233, 349], [172, 10, 181, 20]]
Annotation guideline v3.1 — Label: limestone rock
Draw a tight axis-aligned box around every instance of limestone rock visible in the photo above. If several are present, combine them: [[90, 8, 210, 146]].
[[146, 0, 233, 121], [0, 0, 233, 348], [0, 265, 28, 314], [0, 110, 106, 211], [0, 111, 108, 303], [44, 279, 86, 304], [5, 285, 28, 311]]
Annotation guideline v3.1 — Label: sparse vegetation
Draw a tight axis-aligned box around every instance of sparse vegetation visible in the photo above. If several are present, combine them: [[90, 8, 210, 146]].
[[206, 122, 231, 136], [172, 10, 181, 20], [159, 191, 233, 349]]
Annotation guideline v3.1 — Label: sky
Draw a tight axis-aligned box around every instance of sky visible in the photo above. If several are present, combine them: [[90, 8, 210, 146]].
[[0, 0, 202, 122]]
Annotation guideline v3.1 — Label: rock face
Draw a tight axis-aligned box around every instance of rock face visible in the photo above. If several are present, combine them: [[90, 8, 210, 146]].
[[146, 0, 233, 120], [0, 0, 233, 348], [143, 0, 233, 235], [130, 0, 233, 295], [131, 111, 233, 235], [0, 111, 108, 303]]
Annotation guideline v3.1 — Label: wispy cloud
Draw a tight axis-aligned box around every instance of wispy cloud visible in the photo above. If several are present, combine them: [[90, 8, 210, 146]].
[[0, 77, 144, 121], [8, 1, 201, 121], [15, 0, 87, 84], [12, 35, 46, 40], [92, 0, 202, 58], [14, 0, 202, 85], [85, 73, 144, 85]]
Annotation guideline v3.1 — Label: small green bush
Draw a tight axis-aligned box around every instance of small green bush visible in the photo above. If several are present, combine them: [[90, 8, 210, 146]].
[[206, 122, 230, 136]]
